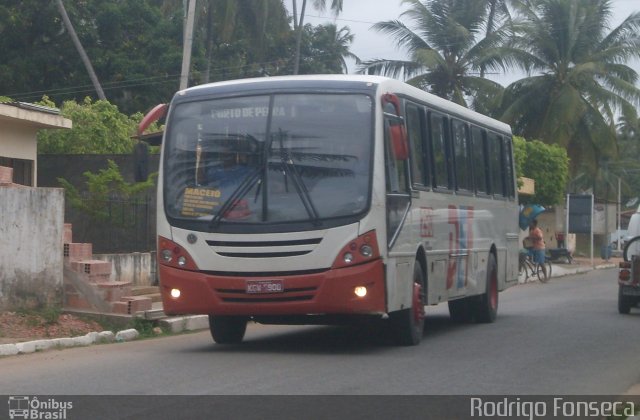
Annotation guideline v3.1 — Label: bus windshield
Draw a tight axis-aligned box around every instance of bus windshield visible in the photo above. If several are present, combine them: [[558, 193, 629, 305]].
[[163, 93, 373, 228]]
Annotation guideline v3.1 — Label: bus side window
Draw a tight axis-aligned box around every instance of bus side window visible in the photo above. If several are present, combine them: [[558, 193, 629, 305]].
[[488, 132, 505, 197], [428, 111, 450, 190], [503, 137, 516, 199], [384, 118, 409, 194], [383, 105, 411, 247], [471, 126, 488, 195], [451, 119, 472, 192], [406, 103, 429, 188]]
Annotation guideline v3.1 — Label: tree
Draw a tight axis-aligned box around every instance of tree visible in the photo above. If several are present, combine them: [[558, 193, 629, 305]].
[[205, 0, 291, 80], [292, 0, 344, 74], [0, 1, 185, 114], [481, 0, 512, 78], [499, 0, 640, 179], [296, 23, 359, 74], [513, 136, 569, 206], [58, 160, 156, 223], [357, 0, 510, 111], [37, 97, 142, 154]]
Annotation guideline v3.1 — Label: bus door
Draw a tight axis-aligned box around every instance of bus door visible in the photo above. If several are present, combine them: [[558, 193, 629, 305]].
[[382, 94, 413, 308]]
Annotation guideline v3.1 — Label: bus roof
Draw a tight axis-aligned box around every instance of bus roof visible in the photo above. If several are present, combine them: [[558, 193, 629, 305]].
[[176, 75, 512, 134]]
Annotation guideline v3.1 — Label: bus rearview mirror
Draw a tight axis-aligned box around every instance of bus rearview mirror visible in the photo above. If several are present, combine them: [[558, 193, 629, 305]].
[[390, 124, 409, 160]]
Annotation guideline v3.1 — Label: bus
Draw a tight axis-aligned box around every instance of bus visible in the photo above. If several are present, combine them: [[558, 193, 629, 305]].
[[142, 75, 520, 346]]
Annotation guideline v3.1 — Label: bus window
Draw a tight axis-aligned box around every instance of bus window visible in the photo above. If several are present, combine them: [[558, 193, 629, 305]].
[[451, 119, 472, 192], [384, 114, 410, 247], [429, 112, 450, 190], [471, 126, 488, 194], [488, 132, 505, 197], [405, 103, 429, 188], [503, 137, 516, 198]]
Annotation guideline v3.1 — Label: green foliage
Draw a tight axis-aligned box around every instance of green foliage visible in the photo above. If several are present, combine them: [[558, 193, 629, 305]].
[[518, 139, 569, 206], [357, 0, 509, 108], [0, 0, 355, 113], [297, 23, 359, 74], [58, 160, 156, 222], [37, 97, 140, 154], [0, 96, 12, 103], [512, 136, 527, 190], [498, 0, 640, 178], [129, 318, 158, 338]]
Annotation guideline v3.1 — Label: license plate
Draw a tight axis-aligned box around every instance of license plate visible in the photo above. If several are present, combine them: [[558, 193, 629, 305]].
[[246, 279, 284, 294], [622, 286, 640, 296]]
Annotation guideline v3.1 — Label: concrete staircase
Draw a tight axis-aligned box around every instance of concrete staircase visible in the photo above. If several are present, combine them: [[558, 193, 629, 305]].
[[62, 223, 157, 317]]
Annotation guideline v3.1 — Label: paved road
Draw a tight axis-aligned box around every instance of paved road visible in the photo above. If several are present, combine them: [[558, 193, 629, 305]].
[[0, 268, 638, 396]]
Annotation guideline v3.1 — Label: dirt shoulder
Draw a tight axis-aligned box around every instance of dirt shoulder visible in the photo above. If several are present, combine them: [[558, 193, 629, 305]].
[[0, 311, 103, 345]]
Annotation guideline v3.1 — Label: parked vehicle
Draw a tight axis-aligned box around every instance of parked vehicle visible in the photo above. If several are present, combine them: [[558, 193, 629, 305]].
[[621, 205, 640, 249], [618, 235, 640, 314]]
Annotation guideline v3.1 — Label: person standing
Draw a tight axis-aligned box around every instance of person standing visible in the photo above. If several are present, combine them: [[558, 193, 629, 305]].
[[528, 219, 547, 278]]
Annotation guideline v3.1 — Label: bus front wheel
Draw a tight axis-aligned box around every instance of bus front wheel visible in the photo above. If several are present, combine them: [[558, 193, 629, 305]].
[[390, 261, 426, 346], [209, 315, 248, 344]]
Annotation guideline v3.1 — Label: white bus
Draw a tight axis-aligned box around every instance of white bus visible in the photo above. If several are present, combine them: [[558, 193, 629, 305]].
[[144, 75, 520, 346]]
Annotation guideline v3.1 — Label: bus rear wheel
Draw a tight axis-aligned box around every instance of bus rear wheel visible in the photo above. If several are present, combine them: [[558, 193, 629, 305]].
[[391, 262, 426, 346], [209, 315, 248, 344], [473, 253, 498, 323]]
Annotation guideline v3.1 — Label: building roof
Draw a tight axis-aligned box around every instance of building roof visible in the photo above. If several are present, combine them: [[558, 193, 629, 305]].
[[0, 102, 72, 129]]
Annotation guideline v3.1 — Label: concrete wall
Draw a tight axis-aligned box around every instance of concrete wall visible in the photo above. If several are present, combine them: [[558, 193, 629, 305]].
[[0, 186, 65, 310], [94, 253, 155, 286]]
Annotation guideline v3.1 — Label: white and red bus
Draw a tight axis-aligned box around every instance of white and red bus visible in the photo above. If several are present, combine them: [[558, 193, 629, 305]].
[[144, 75, 520, 346]]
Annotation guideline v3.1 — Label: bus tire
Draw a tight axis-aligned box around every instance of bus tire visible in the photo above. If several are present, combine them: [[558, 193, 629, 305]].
[[618, 286, 632, 315], [209, 315, 248, 344], [391, 261, 426, 346], [473, 253, 498, 323]]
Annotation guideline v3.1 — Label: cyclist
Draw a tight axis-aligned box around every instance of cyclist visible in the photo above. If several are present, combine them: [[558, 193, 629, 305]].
[[527, 219, 547, 279]]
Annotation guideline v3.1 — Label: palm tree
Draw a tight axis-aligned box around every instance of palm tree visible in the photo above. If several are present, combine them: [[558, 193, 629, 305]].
[[499, 0, 640, 177], [357, 0, 510, 110], [307, 24, 359, 73], [482, 0, 512, 77], [292, 0, 344, 74]]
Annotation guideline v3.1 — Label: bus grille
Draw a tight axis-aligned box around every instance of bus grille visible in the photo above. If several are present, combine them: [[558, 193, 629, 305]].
[[206, 237, 322, 258], [215, 286, 317, 303]]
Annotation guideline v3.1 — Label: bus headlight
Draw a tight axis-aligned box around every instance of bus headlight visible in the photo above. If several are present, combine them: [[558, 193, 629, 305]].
[[331, 230, 380, 269], [354, 286, 367, 297], [157, 236, 199, 270], [161, 249, 173, 262], [360, 244, 373, 258], [170, 288, 181, 298]]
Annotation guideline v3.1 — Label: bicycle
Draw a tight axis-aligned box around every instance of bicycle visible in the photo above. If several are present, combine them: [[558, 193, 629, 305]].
[[518, 251, 552, 283]]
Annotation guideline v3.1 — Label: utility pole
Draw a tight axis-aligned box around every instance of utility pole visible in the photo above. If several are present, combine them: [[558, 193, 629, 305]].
[[180, 0, 197, 90], [55, 0, 106, 100]]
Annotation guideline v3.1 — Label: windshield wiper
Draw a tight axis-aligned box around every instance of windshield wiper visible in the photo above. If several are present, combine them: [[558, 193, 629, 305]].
[[281, 155, 321, 226], [208, 168, 262, 229]]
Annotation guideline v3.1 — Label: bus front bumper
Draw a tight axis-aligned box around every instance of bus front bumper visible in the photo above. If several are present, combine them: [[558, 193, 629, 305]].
[[159, 259, 386, 317]]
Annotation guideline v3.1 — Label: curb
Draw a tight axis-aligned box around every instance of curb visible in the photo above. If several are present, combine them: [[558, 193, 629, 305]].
[[0, 316, 210, 358]]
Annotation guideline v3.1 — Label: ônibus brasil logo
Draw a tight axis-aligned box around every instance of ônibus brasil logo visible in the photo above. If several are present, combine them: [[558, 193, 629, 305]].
[[8, 396, 73, 419]]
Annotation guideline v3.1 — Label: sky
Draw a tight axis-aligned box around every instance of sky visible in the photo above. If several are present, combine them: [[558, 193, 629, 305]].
[[292, 0, 640, 85]]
